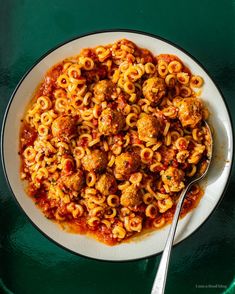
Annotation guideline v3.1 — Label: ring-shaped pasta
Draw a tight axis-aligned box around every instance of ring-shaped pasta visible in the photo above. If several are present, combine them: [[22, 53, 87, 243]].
[[80, 57, 94, 70], [165, 74, 176, 88], [37, 167, 49, 179], [140, 148, 154, 163], [168, 60, 182, 73], [96, 47, 111, 62], [180, 86, 192, 97], [101, 220, 111, 229], [143, 193, 154, 205], [175, 137, 188, 150], [163, 122, 171, 137], [177, 72, 190, 85], [112, 226, 126, 239], [146, 204, 158, 218], [157, 60, 168, 77], [87, 217, 100, 227], [129, 217, 142, 232], [91, 195, 106, 205], [74, 146, 85, 159], [86, 171, 96, 187], [57, 74, 69, 88], [67, 64, 81, 79], [145, 62, 156, 74], [157, 197, 173, 213], [190, 75, 204, 88], [104, 208, 117, 219], [72, 204, 84, 218], [186, 164, 197, 177], [153, 217, 165, 228], [126, 113, 138, 127], [23, 146, 36, 161], [90, 206, 104, 217], [119, 61, 129, 72], [176, 150, 189, 163], [124, 81, 135, 94], [120, 44, 134, 53], [107, 195, 120, 207], [55, 98, 68, 112], [37, 96, 52, 110], [41, 112, 53, 126], [38, 124, 49, 137], [54, 89, 67, 99]]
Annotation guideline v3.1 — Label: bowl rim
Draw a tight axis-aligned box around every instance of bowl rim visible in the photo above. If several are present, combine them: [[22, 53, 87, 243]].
[[1, 29, 234, 262]]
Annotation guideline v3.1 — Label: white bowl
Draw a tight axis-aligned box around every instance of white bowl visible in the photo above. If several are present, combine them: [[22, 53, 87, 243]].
[[1, 30, 233, 261]]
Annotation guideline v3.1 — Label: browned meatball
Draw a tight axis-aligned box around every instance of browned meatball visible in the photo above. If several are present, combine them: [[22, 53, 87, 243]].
[[161, 167, 185, 192], [81, 150, 108, 172], [95, 173, 118, 195], [143, 77, 167, 104], [98, 108, 125, 135], [177, 98, 203, 127], [93, 80, 115, 101], [115, 152, 140, 177], [120, 184, 142, 207], [137, 114, 160, 142], [51, 115, 77, 141], [61, 170, 84, 192]]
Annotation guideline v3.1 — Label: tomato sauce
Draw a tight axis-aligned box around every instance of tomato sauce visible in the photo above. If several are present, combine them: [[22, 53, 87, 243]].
[[19, 39, 209, 246]]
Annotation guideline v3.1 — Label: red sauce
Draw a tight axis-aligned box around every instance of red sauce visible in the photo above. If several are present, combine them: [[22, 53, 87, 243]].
[[117, 94, 127, 110], [63, 160, 74, 175], [80, 48, 98, 61], [39, 64, 63, 97], [20, 123, 37, 151], [19, 39, 209, 246], [157, 54, 181, 63]]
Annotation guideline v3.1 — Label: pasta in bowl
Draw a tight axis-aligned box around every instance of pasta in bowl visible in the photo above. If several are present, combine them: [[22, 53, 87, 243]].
[[19, 39, 211, 245], [2, 31, 233, 260]]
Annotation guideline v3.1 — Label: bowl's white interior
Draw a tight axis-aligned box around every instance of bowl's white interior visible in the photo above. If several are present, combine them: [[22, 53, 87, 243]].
[[2, 31, 233, 261]]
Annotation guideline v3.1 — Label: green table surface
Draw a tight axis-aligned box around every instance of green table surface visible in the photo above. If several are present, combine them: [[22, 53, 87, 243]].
[[0, 0, 235, 293]]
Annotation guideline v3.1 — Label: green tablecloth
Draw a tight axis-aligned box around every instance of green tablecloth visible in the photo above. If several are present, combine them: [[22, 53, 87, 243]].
[[0, 1, 234, 293]]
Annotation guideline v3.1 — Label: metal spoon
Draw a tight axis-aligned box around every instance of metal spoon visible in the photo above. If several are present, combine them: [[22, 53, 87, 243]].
[[151, 121, 213, 294]]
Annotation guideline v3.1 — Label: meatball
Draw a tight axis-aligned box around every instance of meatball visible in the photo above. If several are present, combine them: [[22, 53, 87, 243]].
[[93, 80, 115, 101], [137, 114, 160, 142], [120, 184, 142, 207], [98, 108, 125, 135], [81, 150, 108, 172], [161, 167, 185, 192], [95, 173, 117, 195], [142, 77, 167, 104], [177, 98, 203, 127], [51, 115, 77, 141], [115, 152, 140, 177], [61, 170, 84, 192]]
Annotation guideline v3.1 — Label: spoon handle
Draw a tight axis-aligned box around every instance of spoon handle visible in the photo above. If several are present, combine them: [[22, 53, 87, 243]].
[[151, 186, 189, 294]]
